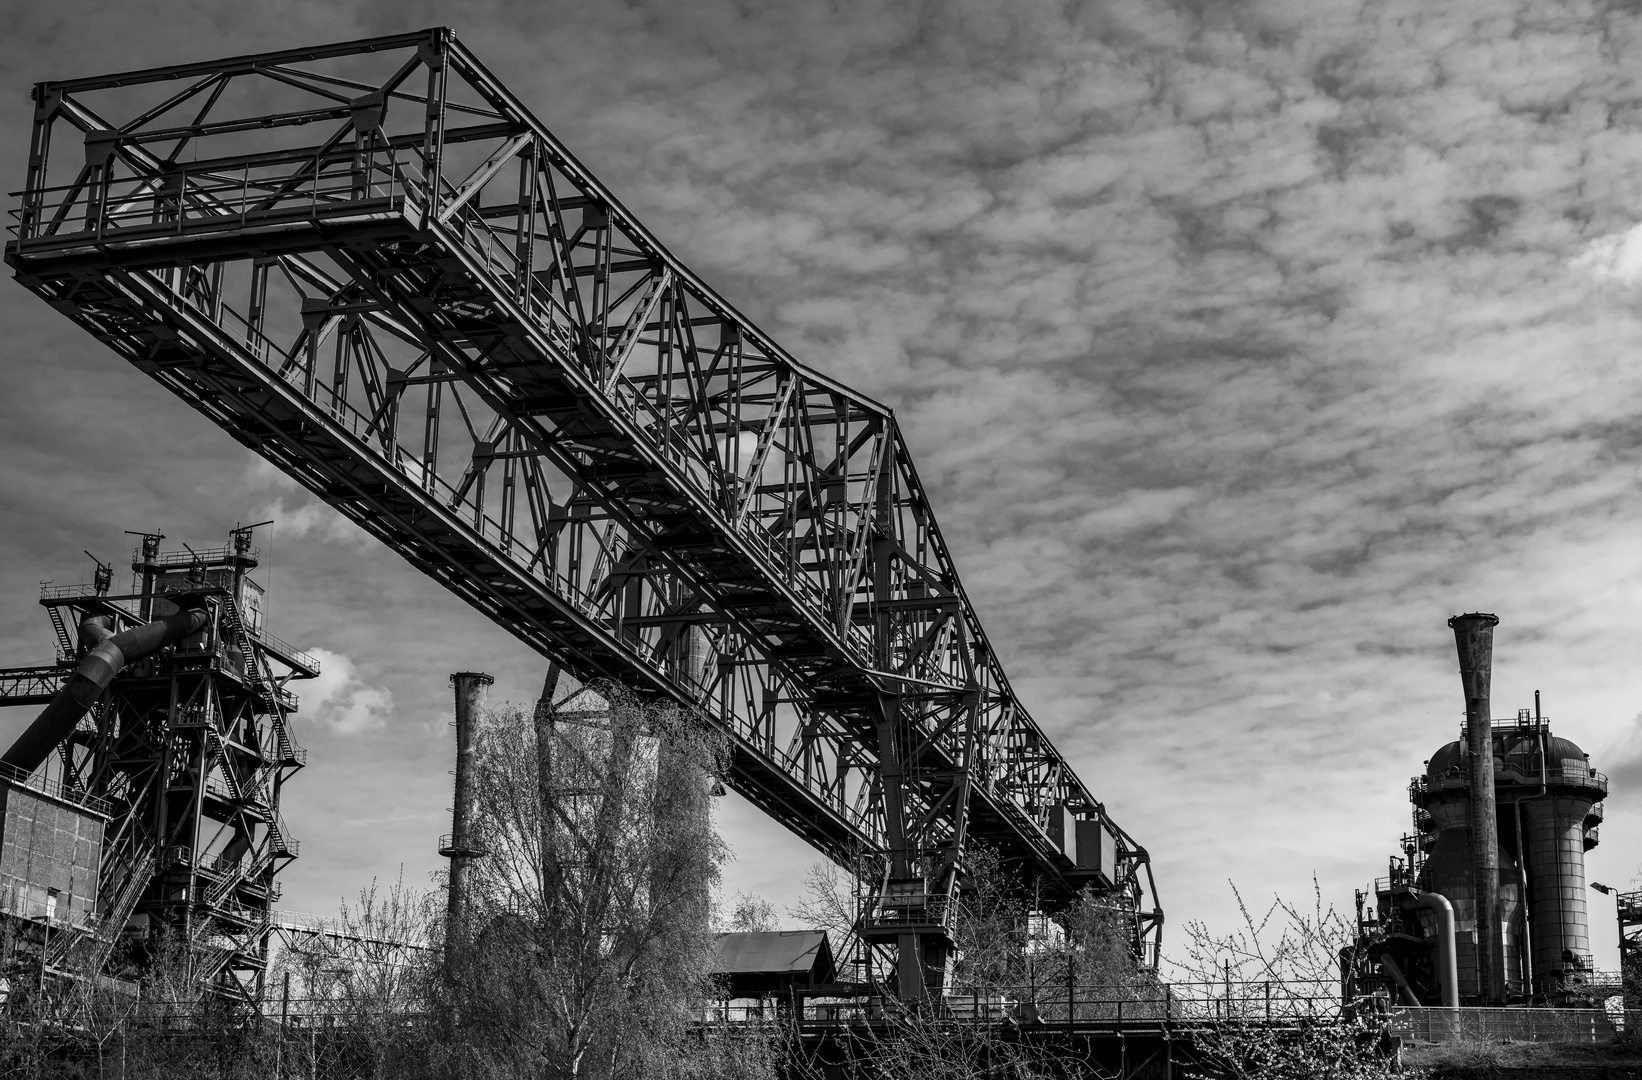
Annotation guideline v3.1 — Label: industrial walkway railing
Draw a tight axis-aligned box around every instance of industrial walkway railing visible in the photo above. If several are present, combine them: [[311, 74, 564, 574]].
[[1388, 1005, 1628, 1043], [710, 979, 1348, 1027]]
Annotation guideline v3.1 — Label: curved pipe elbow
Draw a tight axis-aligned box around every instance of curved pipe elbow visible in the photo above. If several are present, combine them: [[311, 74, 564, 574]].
[[1402, 891, 1460, 1010], [1, 603, 210, 775], [78, 615, 114, 650]]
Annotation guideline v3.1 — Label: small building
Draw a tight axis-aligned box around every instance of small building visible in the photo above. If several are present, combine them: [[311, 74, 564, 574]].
[[713, 930, 836, 998], [0, 769, 107, 931]]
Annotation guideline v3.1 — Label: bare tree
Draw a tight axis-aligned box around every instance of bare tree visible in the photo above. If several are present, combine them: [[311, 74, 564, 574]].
[[1174, 879, 1400, 1080], [787, 859, 873, 986], [787, 862, 857, 941], [852, 1012, 1093, 1080], [438, 683, 730, 1080], [304, 872, 438, 1080], [725, 893, 780, 934], [949, 846, 1033, 996]]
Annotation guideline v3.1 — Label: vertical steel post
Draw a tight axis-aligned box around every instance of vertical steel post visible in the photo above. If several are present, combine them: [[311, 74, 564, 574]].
[[22, 86, 58, 241], [419, 33, 448, 227], [1451, 612, 1503, 1003], [136, 532, 163, 620]]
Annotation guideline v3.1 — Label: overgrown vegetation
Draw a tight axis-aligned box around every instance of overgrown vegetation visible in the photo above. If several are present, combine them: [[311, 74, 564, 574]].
[[1173, 880, 1404, 1080], [8, 689, 1608, 1078]]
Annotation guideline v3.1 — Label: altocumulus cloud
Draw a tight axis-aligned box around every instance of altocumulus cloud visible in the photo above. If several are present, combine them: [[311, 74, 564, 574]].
[[11, 0, 1642, 951], [299, 650, 396, 735], [252, 496, 374, 550], [1571, 223, 1642, 288]]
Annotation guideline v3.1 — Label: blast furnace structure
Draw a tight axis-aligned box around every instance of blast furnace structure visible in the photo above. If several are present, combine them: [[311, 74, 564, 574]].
[[0, 528, 316, 1000], [1353, 615, 1607, 1007]]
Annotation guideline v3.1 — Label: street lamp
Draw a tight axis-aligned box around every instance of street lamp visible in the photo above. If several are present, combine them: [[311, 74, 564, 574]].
[[1591, 883, 1628, 991], [1591, 884, 1617, 972]]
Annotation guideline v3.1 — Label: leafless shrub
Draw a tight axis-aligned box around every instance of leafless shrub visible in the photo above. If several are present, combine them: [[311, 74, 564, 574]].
[[1174, 879, 1405, 1080], [725, 892, 780, 934], [433, 683, 732, 1079]]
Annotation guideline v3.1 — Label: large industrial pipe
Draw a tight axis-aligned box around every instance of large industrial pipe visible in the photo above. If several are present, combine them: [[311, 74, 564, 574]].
[[1379, 953, 1423, 1007], [1, 600, 210, 774], [1450, 612, 1503, 1004], [79, 615, 113, 649], [1404, 891, 1461, 1009], [445, 671, 492, 958]]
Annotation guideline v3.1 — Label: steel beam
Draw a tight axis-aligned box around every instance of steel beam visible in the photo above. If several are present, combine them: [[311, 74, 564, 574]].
[[5, 28, 1162, 992]]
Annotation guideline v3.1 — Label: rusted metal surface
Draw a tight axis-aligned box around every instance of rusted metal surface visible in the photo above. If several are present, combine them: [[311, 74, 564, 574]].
[[442, 670, 492, 952], [1450, 612, 1504, 1004]]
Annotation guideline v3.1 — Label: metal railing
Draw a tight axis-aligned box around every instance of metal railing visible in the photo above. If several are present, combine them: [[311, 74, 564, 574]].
[[252, 627, 320, 674], [1487, 715, 1553, 734], [11, 148, 408, 248], [131, 545, 244, 569], [0, 760, 113, 816], [707, 980, 1345, 1027], [1390, 1005, 1621, 1043], [183, 325, 875, 841], [38, 581, 103, 601], [1413, 763, 1607, 797]]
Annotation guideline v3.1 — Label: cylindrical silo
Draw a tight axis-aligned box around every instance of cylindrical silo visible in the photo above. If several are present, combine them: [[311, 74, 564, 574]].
[[1521, 734, 1605, 998], [1416, 741, 1526, 1000]]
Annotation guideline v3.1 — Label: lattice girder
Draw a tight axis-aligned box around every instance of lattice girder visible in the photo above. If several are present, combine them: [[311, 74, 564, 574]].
[[5, 28, 1161, 977]]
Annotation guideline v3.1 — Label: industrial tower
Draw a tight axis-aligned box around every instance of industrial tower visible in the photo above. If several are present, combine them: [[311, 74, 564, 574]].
[[3, 28, 1159, 999], [1352, 616, 1607, 1007], [0, 529, 315, 999]]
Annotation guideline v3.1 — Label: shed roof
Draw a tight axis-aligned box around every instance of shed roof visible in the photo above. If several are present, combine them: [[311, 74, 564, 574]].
[[713, 930, 834, 980]]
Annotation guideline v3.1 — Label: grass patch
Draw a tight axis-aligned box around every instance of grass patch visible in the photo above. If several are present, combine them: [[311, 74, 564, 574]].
[[1402, 1036, 1642, 1075]]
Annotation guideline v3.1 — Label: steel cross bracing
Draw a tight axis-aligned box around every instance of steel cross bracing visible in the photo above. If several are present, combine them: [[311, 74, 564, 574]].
[[5, 28, 1161, 988], [0, 542, 316, 999]]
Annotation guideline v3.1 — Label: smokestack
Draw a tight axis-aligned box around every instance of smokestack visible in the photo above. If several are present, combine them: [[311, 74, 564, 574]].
[[1450, 612, 1503, 1004], [443, 671, 493, 967]]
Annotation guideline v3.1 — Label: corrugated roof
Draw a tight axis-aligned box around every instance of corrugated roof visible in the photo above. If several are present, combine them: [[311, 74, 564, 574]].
[[713, 930, 832, 977]]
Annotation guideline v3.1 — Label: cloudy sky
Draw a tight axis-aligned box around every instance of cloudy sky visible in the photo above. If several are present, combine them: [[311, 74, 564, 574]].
[[4, 0, 1642, 969]]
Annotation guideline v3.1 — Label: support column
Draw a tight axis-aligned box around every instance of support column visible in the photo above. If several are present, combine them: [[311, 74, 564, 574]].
[[135, 532, 163, 621], [1451, 613, 1503, 1004]]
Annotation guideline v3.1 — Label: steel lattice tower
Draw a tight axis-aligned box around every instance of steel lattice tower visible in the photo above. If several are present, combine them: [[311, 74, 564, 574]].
[[0, 529, 315, 999], [5, 28, 1160, 998]]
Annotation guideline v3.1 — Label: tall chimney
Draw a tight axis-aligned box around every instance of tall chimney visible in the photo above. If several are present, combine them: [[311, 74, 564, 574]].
[[1450, 613, 1503, 1004], [444, 671, 493, 967]]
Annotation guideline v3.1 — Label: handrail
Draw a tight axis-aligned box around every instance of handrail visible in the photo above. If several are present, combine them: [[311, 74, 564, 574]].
[[1412, 765, 1607, 796], [0, 760, 113, 816], [2, 36, 1159, 949]]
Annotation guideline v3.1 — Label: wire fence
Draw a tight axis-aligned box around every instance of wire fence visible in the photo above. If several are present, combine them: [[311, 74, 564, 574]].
[[708, 979, 1348, 1027], [1388, 1006, 1632, 1044]]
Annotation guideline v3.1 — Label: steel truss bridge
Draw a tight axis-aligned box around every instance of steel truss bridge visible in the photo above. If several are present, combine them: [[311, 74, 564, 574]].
[[5, 27, 1160, 998]]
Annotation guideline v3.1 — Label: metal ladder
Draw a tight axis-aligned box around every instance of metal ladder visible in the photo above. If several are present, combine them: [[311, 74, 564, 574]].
[[85, 850, 156, 969], [47, 605, 75, 661], [205, 846, 273, 908], [216, 600, 270, 705], [202, 727, 249, 804], [265, 815, 296, 856]]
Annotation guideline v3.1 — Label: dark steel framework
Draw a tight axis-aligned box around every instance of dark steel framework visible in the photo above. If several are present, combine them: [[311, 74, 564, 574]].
[[0, 531, 317, 999], [4, 28, 1159, 997]]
